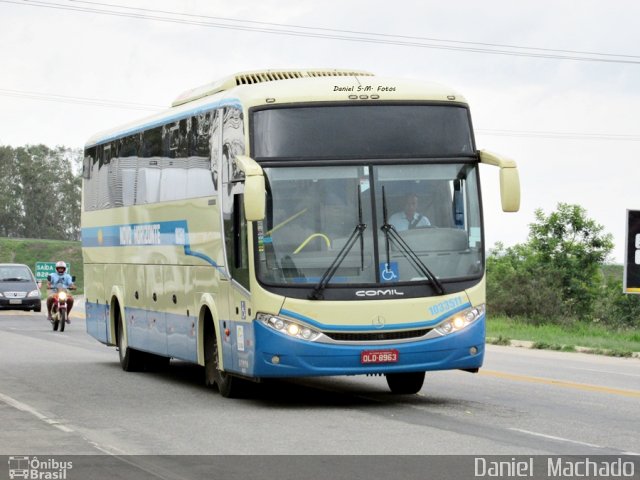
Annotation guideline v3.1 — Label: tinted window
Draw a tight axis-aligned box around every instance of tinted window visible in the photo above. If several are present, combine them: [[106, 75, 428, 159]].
[[252, 105, 473, 159]]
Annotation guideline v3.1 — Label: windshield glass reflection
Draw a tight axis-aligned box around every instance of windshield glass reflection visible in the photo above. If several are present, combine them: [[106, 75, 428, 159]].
[[255, 163, 483, 288]]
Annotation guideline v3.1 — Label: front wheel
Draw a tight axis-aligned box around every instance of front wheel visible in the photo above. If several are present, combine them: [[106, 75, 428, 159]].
[[386, 371, 425, 394], [59, 310, 66, 332], [204, 328, 244, 398]]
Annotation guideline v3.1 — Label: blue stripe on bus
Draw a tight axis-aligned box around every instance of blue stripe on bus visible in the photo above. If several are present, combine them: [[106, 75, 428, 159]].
[[279, 302, 473, 332], [81, 221, 226, 273], [86, 98, 242, 147]]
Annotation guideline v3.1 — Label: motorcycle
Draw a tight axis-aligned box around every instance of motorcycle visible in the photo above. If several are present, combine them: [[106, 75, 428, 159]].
[[48, 277, 75, 332]]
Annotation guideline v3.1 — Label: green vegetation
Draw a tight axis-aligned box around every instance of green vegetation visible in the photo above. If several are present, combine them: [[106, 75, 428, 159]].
[[0, 145, 81, 241], [0, 237, 83, 294], [488, 203, 640, 328], [487, 203, 640, 355], [487, 316, 640, 356]]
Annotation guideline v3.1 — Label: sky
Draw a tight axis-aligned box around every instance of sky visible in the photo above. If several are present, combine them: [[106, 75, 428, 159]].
[[1, 0, 639, 263]]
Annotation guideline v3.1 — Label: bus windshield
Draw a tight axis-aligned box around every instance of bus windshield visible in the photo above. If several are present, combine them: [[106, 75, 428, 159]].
[[255, 162, 483, 290]]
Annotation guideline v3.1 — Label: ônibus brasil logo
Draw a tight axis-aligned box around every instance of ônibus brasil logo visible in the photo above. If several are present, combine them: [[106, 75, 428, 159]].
[[8, 456, 73, 479]]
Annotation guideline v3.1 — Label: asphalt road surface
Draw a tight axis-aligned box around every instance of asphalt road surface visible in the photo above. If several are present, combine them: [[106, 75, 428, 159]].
[[1, 304, 639, 457]]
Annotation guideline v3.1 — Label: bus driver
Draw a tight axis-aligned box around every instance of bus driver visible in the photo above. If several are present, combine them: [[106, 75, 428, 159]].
[[388, 193, 431, 231]]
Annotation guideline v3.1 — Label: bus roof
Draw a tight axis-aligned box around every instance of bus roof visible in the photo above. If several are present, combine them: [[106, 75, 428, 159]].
[[85, 69, 467, 147]]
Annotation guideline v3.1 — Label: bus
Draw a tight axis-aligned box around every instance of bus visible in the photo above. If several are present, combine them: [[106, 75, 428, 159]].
[[81, 69, 520, 397]]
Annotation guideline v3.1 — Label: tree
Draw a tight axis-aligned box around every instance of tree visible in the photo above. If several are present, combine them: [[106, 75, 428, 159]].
[[0, 144, 82, 241], [0, 146, 22, 237], [487, 203, 614, 322], [527, 203, 614, 317], [487, 242, 565, 323]]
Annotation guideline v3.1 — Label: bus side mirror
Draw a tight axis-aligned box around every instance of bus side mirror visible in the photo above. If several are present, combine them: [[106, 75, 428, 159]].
[[479, 150, 521, 212], [244, 175, 266, 221], [235, 156, 266, 221]]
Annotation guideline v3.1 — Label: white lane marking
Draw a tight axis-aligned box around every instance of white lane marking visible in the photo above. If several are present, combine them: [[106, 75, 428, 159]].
[[0, 391, 53, 422], [0, 391, 75, 433], [509, 427, 640, 454], [0, 390, 129, 455]]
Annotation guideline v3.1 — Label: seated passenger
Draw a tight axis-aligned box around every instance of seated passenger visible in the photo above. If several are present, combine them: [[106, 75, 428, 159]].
[[388, 193, 431, 231]]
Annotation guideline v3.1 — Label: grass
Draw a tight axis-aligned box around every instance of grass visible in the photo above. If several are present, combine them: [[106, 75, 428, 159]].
[[487, 315, 640, 356], [0, 237, 83, 294]]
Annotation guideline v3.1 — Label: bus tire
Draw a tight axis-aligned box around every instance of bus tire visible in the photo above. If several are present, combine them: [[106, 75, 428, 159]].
[[116, 307, 144, 372], [385, 371, 425, 394], [203, 314, 243, 398]]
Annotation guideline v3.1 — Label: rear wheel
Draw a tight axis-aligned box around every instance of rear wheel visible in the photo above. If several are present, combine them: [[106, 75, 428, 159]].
[[386, 371, 425, 394], [52, 318, 59, 331], [59, 310, 66, 332]]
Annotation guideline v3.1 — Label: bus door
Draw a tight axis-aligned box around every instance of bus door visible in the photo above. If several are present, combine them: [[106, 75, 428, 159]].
[[219, 106, 253, 374]]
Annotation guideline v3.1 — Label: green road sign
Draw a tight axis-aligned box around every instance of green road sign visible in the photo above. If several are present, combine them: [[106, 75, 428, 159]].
[[34, 262, 71, 281]]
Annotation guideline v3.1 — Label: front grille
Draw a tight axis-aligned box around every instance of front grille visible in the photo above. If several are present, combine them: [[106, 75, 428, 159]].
[[324, 328, 431, 342], [3, 291, 27, 298]]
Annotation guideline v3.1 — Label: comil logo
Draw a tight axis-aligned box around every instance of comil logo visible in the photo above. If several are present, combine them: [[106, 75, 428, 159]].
[[355, 289, 405, 297], [8, 456, 73, 479]]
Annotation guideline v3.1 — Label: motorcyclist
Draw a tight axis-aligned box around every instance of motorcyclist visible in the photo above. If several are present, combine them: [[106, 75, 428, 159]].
[[46, 261, 76, 323]]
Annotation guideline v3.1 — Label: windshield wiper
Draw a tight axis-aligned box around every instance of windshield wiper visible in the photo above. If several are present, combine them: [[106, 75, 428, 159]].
[[380, 186, 445, 295], [309, 186, 367, 300]]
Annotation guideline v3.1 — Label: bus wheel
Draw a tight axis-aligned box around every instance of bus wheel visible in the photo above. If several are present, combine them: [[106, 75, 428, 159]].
[[116, 312, 144, 372], [385, 371, 425, 394], [204, 326, 242, 398]]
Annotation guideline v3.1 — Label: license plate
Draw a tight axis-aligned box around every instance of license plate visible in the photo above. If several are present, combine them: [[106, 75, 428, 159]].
[[9, 299, 23, 305], [361, 349, 399, 364]]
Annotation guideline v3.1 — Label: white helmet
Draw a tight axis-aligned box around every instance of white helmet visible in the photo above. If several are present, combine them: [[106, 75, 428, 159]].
[[55, 261, 67, 273]]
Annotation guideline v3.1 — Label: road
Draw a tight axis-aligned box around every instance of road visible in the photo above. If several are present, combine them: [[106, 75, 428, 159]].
[[1, 304, 639, 457]]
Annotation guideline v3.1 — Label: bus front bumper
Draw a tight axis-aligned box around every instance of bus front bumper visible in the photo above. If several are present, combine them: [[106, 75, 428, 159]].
[[250, 317, 485, 378]]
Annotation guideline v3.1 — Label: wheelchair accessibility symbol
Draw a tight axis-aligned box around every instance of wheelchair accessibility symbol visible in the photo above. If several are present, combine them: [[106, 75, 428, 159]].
[[379, 262, 399, 282]]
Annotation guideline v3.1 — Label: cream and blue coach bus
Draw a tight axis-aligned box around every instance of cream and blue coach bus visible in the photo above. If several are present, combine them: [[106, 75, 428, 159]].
[[81, 69, 520, 397]]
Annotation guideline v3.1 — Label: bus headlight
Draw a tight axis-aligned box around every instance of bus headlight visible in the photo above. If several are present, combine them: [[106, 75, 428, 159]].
[[257, 313, 321, 342], [434, 304, 485, 336]]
